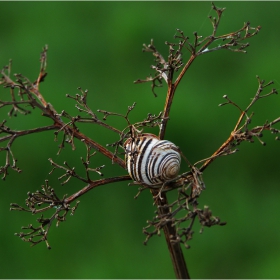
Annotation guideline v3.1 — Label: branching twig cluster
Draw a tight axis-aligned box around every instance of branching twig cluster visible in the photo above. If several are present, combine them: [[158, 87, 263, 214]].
[[200, 76, 279, 172], [10, 180, 80, 249], [0, 50, 167, 248], [134, 3, 261, 97], [143, 192, 226, 249]]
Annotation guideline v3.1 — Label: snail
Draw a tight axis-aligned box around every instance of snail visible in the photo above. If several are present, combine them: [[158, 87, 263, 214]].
[[124, 133, 181, 186]]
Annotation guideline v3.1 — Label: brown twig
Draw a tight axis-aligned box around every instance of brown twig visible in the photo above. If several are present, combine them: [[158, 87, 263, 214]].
[[64, 175, 131, 204], [199, 111, 245, 172], [200, 77, 279, 172], [159, 54, 196, 140], [150, 189, 191, 279]]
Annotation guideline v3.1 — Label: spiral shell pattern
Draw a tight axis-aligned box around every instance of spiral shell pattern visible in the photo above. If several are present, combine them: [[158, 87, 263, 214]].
[[124, 134, 181, 185]]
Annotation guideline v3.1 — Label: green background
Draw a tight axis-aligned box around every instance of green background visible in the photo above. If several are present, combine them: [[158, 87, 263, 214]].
[[1, 1, 280, 278]]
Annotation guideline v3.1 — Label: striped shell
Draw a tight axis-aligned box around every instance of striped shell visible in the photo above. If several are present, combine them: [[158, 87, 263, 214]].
[[124, 134, 181, 185]]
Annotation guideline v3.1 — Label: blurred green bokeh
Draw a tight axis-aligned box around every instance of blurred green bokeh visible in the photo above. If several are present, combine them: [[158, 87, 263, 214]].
[[1, 1, 280, 279]]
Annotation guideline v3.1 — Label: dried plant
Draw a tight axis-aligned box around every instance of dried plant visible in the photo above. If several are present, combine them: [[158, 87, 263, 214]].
[[1, 3, 278, 279]]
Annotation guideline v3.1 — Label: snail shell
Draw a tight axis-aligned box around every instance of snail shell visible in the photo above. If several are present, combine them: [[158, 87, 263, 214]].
[[124, 133, 181, 185]]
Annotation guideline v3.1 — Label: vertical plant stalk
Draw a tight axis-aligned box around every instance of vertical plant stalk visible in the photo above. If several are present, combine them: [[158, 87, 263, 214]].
[[152, 189, 190, 279], [155, 56, 197, 279], [160, 54, 196, 140]]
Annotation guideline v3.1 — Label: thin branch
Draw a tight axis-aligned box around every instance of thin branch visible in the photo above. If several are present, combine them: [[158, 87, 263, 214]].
[[0, 124, 57, 143], [159, 54, 196, 140], [199, 77, 279, 172], [64, 175, 131, 204], [11, 175, 132, 248]]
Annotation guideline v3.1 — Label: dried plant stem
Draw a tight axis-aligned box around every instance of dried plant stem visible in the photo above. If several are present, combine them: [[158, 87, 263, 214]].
[[200, 111, 245, 172], [0, 125, 57, 142], [64, 175, 131, 204], [155, 51, 198, 280], [152, 190, 190, 279], [200, 77, 279, 173], [160, 54, 196, 140], [157, 45, 197, 280], [54, 123, 126, 169], [174, 54, 196, 89]]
